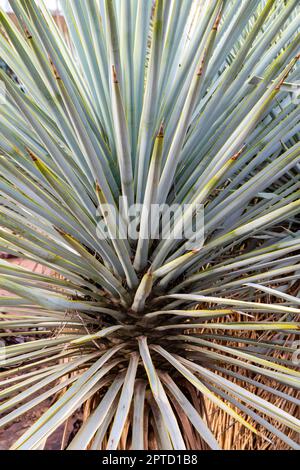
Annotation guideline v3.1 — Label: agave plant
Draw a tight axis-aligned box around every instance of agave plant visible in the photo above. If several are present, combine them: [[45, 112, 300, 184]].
[[0, 0, 300, 450]]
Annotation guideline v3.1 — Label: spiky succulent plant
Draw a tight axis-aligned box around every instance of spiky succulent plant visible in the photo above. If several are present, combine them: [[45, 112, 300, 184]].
[[0, 0, 300, 450]]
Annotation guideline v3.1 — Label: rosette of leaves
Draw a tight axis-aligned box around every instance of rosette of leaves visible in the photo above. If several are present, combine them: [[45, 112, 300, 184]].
[[0, 0, 299, 450]]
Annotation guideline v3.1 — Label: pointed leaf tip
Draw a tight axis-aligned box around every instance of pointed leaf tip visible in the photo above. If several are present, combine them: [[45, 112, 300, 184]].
[[54, 226, 68, 237], [112, 65, 118, 83], [231, 145, 246, 161], [158, 122, 164, 137], [26, 148, 38, 162]]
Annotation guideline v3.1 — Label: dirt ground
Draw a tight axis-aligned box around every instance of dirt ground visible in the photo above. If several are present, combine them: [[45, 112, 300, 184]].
[[0, 257, 80, 450], [1, 257, 299, 450], [0, 401, 67, 450]]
